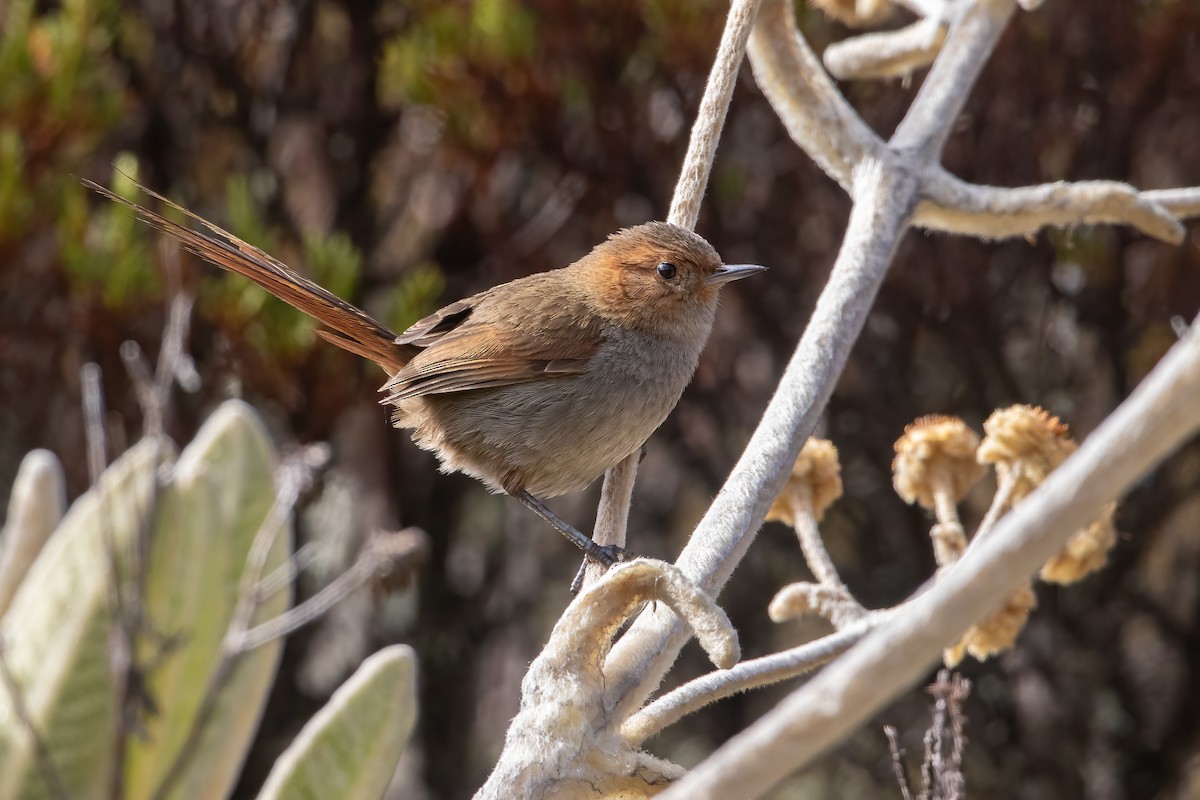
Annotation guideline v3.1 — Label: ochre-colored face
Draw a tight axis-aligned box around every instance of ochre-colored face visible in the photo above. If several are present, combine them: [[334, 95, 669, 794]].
[[581, 221, 728, 331]]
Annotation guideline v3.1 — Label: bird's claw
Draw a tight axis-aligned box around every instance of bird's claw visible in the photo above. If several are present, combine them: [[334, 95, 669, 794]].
[[570, 544, 634, 594], [589, 543, 632, 568]]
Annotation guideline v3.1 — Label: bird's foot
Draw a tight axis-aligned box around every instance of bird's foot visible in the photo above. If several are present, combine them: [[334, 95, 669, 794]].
[[569, 544, 633, 594]]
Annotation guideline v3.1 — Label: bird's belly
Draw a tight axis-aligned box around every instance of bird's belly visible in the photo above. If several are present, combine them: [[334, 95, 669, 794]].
[[398, 333, 697, 497]]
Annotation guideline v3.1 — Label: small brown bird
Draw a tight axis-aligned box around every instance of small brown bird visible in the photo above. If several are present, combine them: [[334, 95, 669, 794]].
[[87, 179, 764, 569]]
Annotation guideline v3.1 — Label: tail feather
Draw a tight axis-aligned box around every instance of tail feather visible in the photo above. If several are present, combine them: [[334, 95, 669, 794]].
[[85, 178, 412, 373]]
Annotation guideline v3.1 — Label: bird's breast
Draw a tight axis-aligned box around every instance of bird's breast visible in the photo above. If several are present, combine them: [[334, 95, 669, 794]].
[[400, 324, 708, 498]]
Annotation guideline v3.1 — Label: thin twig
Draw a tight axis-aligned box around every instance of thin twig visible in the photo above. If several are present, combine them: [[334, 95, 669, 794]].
[[968, 470, 1016, 547], [231, 531, 426, 652], [0, 643, 72, 800], [885, 725, 915, 800], [622, 618, 882, 744], [151, 290, 195, 436], [583, 450, 640, 591], [256, 541, 322, 601], [590, 0, 766, 576], [667, 0, 762, 230], [789, 489, 847, 590], [81, 364, 108, 486], [768, 581, 869, 628], [1142, 187, 1200, 219]]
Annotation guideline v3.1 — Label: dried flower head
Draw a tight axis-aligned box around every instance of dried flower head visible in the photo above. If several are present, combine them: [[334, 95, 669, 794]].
[[944, 583, 1036, 667], [977, 405, 1077, 500], [766, 438, 843, 526], [1040, 502, 1119, 585], [892, 415, 986, 509], [810, 0, 892, 27]]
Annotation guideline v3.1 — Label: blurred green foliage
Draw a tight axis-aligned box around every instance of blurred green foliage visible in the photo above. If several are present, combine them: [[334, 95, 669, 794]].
[[0, 0, 122, 249], [1, 0, 443, 358]]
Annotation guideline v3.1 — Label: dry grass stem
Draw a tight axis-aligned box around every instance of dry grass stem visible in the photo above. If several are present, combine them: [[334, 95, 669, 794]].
[[918, 670, 970, 800]]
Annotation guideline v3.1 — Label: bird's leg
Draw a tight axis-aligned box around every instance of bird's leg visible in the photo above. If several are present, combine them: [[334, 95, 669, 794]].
[[569, 560, 590, 596], [567, 443, 651, 594], [515, 490, 631, 575]]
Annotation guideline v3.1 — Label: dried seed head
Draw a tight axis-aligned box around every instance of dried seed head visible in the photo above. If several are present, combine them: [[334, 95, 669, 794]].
[[364, 527, 429, 595], [977, 405, 1118, 582], [892, 415, 986, 509], [766, 438, 843, 526], [944, 583, 1036, 667], [1040, 502, 1119, 584], [977, 405, 1076, 500], [810, 0, 892, 27]]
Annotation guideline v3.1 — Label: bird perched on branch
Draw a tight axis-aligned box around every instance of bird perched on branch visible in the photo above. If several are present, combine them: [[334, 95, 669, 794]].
[[87, 178, 764, 573]]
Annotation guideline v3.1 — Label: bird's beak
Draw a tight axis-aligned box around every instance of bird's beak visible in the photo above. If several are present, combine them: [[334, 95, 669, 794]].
[[706, 263, 767, 286]]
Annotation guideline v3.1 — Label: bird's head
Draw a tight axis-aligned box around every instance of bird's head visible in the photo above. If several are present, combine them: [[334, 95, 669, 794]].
[[577, 221, 765, 337]]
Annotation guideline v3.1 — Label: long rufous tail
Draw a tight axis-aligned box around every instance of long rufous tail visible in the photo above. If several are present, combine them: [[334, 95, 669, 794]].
[[84, 178, 412, 373]]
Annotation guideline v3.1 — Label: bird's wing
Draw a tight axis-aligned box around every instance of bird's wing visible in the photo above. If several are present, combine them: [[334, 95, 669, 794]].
[[379, 297, 602, 404], [86, 178, 410, 372]]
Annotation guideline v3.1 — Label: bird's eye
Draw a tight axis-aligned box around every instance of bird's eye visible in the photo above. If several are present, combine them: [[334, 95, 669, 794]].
[[656, 262, 678, 280]]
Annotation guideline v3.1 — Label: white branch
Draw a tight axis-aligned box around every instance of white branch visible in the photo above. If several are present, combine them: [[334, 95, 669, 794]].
[[1141, 187, 1200, 222], [622, 619, 881, 745], [661, 319, 1200, 799], [890, 0, 1014, 156], [747, 0, 885, 193], [475, 560, 738, 799], [589, 0, 764, 574], [668, 0, 763, 230], [917, 170, 1188, 244], [602, 160, 916, 725], [824, 17, 948, 81]]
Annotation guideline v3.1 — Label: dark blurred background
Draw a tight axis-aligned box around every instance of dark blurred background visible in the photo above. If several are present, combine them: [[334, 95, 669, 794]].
[[2, 0, 1199, 797]]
